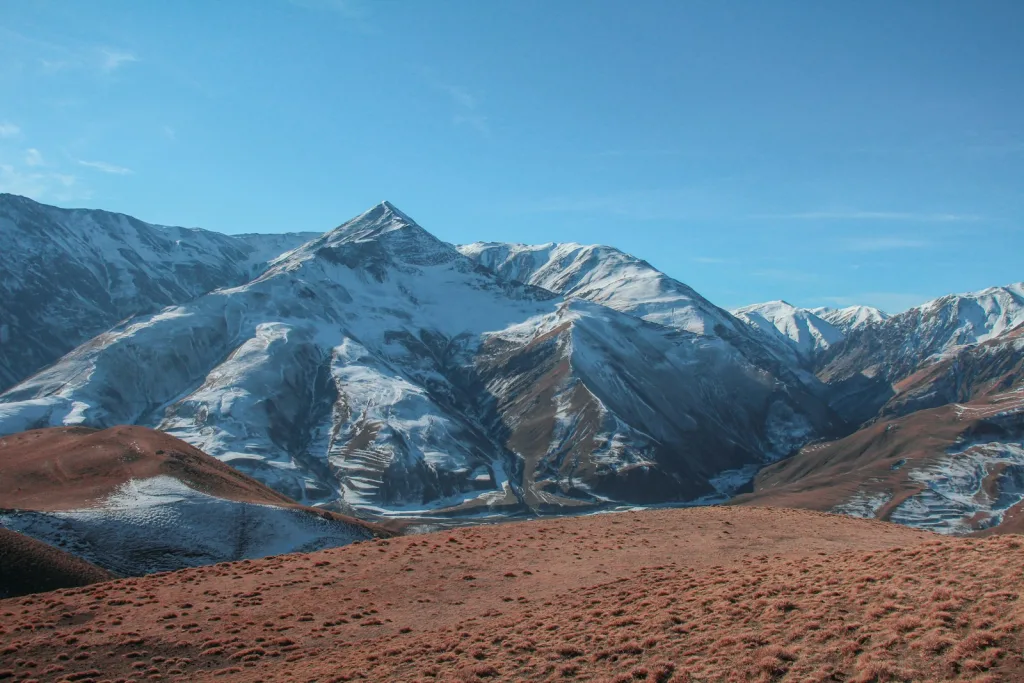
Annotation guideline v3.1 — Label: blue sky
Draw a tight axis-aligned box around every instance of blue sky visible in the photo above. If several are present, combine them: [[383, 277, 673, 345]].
[[1, 0, 1021, 312]]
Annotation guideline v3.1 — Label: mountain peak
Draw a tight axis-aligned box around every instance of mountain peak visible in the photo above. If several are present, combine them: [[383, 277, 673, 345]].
[[279, 202, 458, 270]]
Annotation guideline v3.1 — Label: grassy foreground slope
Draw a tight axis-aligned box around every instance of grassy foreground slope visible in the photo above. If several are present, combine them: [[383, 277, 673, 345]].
[[4, 506, 1023, 681]]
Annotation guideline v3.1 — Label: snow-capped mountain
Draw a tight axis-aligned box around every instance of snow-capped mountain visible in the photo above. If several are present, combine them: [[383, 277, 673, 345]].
[[0, 193, 317, 391], [0, 202, 835, 515], [811, 305, 889, 332], [818, 283, 1024, 425], [732, 301, 844, 361]]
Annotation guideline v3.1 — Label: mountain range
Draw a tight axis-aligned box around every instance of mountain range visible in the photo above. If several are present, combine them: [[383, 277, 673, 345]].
[[1, 192, 1022, 535]]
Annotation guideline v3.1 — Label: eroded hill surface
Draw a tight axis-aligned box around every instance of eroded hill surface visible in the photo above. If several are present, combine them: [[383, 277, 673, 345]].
[[7, 507, 1023, 682]]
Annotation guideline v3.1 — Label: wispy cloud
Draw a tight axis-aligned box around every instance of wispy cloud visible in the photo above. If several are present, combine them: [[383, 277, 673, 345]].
[[0, 122, 20, 138], [78, 159, 133, 175], [420, 69, 491, 137], [758, 210, 983, 223], [24, 149, 44, 167], [842, 237, 930, 252], [444, 84, 489, 136], [0, 164, 88, 202], [161, 125, 177, 140], [100, 48, 138, 72]]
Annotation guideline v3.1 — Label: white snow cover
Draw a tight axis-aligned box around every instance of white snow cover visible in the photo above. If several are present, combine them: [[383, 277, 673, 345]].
[[0, 475, 375, 575], [458, 241, 743, 336], [733, 300, 844, 359], [909, 282, 1024, 347], [812, 305, 889, 331]]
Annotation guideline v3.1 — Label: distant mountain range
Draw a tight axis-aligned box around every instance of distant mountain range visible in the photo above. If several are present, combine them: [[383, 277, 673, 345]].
[[1, 193, 1022, 534]]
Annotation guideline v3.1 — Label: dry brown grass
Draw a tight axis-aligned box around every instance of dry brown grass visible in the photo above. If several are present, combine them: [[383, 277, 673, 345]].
[[2, 507, 1021, 681]]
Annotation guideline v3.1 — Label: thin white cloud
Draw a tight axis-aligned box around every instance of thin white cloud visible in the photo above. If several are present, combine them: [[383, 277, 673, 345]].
[[100, 49, 138, 72], [0, 122, 20, 138], [78, 159, 133, 175], [441, 84, 477, 110], [0, 164, 89, 202], [760, 211, 982, 223], [24, 148, 44, 167], [161, 125, 176, 140], [843, 237, 929, 252], [421, 69, 491, 137]]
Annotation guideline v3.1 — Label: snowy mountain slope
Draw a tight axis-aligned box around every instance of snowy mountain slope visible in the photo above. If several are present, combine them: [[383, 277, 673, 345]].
[[812, 305, 889, 332], [0, 202, 834, 515], [817, 283, 1024, 425], [0, 193, 317, 391], [732, 300, 844, 361], [458, 241, 835, 397], [458, 242, 739, 335]]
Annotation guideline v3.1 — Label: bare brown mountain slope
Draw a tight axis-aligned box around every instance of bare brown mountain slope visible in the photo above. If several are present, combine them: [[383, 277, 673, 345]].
[[10, 507, 1023, 682], [0, 528, 115, 598]]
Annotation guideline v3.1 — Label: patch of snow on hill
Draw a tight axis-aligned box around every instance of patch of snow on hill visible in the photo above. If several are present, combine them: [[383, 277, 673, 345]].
[[0, 476, 374, 575]]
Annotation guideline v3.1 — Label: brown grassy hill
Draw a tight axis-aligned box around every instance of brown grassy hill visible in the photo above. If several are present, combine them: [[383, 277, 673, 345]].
[[1, 425, 302, 510], [0, 425, 392, 579], [0, 424, 390, 530], [9, 506, 1023, 682], [0, 528, 115, 598]]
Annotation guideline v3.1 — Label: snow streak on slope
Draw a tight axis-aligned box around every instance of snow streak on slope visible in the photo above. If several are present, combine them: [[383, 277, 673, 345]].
[[733, 301, 843, 361], [0, 202, 833, 515], [0, 193, 317, 390], [889, 440, 1024, 534], [0, 476, 376, 575]]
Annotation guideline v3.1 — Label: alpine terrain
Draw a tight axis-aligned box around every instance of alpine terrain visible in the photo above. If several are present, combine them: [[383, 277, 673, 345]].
[[1, 193, 1022, 535], [0, 198, 838, 519]]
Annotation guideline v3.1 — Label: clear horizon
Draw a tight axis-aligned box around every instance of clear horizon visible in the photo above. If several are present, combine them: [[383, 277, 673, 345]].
[[2, 1, 1022, 313]]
